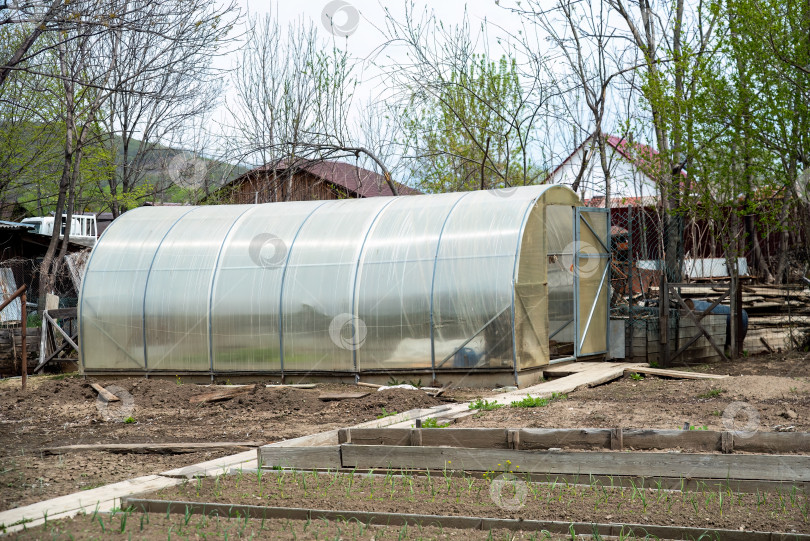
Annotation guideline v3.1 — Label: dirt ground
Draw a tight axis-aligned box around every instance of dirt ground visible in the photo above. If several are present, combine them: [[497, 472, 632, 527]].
[[1, 349, 808, 515], [0, 377, 444, 511]]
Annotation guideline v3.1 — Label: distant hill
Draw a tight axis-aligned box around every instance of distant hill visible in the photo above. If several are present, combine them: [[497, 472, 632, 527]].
[[111, 135, 249, 190]]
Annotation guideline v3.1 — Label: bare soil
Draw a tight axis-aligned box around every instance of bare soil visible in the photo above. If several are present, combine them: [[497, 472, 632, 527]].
[[458, 373, 810, 434], [7, 513, 575, 540], [0, 377, 443, 511], [1, 349, 808, 518], [145, 470, 809, 534]]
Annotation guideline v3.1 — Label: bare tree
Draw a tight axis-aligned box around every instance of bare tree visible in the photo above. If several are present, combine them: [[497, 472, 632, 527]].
[[101, 1, 234, 217], [25, 0, 239, 305], [227, 11, 358, 201], [377, 4, 551, 193], [511, 0, 640, 205]]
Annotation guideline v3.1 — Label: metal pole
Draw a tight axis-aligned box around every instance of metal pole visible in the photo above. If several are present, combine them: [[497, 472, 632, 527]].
[[21, 290, 27, 390]]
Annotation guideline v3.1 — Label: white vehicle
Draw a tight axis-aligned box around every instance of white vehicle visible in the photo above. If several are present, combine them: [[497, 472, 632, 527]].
[[22, 214, 98, 245]]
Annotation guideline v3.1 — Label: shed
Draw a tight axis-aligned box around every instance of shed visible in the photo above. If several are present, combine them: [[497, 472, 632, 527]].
[[78, 185, 609, 387]]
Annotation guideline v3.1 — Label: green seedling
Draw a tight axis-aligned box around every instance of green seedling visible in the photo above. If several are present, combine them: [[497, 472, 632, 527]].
[[629, 372, 644, 381]]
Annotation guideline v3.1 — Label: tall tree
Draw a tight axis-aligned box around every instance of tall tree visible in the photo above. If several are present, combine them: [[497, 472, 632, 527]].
[[381, 5, 548, 192]]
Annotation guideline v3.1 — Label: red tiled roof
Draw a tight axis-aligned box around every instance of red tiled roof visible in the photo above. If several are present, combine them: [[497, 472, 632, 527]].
[[233, 160, 419, 198], [605, 135, 687, 178], [545, 133, 687, 184]]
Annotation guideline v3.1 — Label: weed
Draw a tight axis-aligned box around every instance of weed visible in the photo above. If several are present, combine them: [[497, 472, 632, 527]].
[[510, 394, 550, 408], [509, 393, 566, 408], [469, 398, 503, 411], [697, 388, 726, 399], [629, 372, 644, 381], [420, 417, 450, 428], [376, 408, 398, 419], [123, 416, 136, 424]]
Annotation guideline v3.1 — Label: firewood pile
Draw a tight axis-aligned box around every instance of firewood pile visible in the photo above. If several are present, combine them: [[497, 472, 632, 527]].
[[663, 284, 810, 354]]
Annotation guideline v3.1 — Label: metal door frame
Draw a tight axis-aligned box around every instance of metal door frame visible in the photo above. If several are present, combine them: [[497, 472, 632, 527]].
[[574, 207, 611, 357]]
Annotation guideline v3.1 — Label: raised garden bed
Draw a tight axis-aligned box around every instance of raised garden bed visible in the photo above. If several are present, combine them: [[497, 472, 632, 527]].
[[137, 467, 810, 535]]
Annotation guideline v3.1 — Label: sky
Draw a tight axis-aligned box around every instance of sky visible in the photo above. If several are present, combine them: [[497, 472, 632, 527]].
[[211, 0, 535, 152]]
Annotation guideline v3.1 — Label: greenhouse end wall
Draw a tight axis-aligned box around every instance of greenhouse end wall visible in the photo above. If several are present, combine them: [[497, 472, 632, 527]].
[[79, 185, 606, 385]]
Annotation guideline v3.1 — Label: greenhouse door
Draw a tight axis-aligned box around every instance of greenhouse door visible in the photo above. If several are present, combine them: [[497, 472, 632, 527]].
[[574, 207, 610, 357]]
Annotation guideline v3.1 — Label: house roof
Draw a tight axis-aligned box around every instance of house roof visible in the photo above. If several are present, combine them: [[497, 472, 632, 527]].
[[545, 133, 686, 184], [229, 160, 420, 198]]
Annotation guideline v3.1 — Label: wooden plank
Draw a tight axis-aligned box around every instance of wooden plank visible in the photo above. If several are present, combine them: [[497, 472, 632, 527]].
[[623, 429, 720, 452], [736, 432, 810, 454], [265, 384, 317, 389], [43, 311, 79, 352], [625, 367, 729, 380], [260, 446, 341, 469], [42, 442, 263, 455], [318, 392, 370, 401], [520, 428, 611, 450], [542, 362, 605, 377], [349, 428, 411, 446], [340, 445, 810, 482], [492, 362, 648, 405], [46, 307, 77, 319], [189, 384, 256, 404], [348, 428, 509, 449], [342, 428, 810, 453], [90, 383, 120, 402], [162, 450, 262, 478]]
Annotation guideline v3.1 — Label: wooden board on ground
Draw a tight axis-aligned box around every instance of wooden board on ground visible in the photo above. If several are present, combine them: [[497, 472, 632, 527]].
[[265, 384, 318, 389], [493, 362, 648, 405], [318, 392, 369, 401], [189, 384, 256, 404], [542, 362, 605, 377], [42, 442, 264, 455], [624, 367, 729, 380], [337, 445, 810, 482], [89, 383, 120, 402]]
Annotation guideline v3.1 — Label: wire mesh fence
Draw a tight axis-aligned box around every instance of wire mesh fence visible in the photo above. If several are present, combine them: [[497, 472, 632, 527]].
[[609, 205, 810, 364]]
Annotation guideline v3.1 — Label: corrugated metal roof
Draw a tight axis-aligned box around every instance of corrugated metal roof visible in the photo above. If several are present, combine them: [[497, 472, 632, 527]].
[[0, 220, 33, 231]]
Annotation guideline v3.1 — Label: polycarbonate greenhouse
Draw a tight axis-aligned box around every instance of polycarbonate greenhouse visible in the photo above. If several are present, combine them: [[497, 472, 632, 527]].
[[79, 185, 609, 387]]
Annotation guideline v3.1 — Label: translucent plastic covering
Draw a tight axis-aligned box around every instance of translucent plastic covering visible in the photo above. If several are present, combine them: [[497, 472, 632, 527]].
[[79, 184, 604, 380]]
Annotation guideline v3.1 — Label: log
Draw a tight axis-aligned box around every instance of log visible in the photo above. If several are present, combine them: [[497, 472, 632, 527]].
[[624, 367, 728, 380], [190, 384, 256, 404]]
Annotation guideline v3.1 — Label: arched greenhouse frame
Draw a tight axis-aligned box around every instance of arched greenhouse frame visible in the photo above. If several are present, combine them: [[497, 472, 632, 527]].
[[78, 185, 609, 387]]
